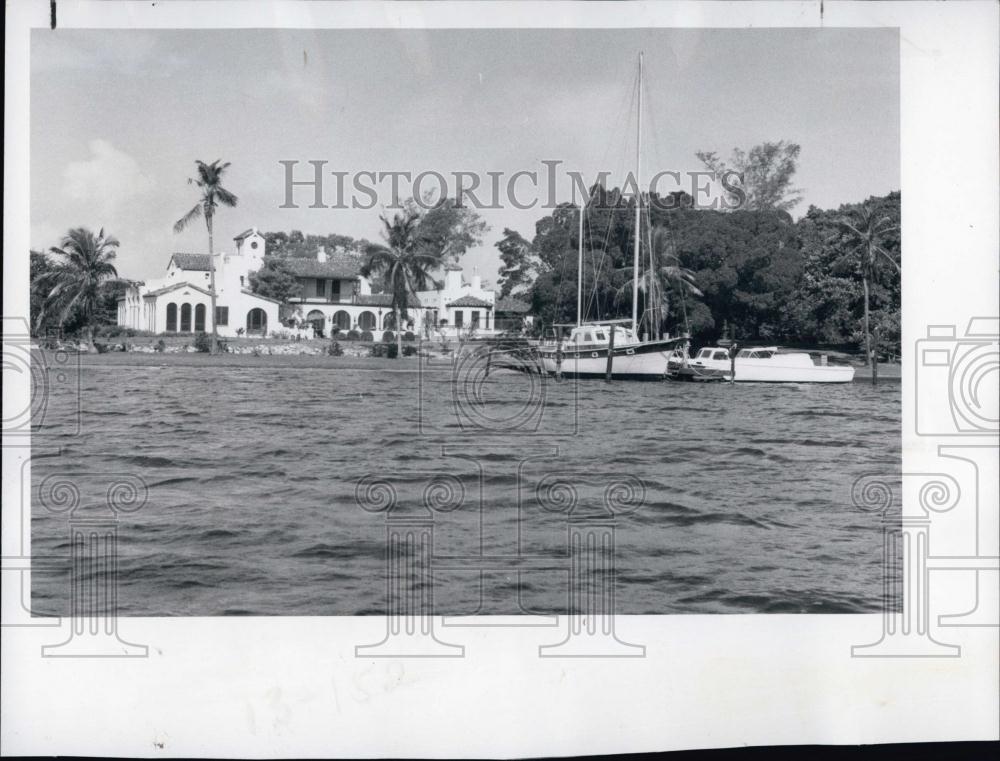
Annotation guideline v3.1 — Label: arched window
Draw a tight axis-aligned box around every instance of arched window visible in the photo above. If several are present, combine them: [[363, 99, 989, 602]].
[[166, 302, 178, 332], [247, 308, 267, 335], [332, 310, 351, 330], [383, 312, 397, 330], [194, 304, 206, 332], [180, 303, 192, 332], [358, 311, 376, 330]]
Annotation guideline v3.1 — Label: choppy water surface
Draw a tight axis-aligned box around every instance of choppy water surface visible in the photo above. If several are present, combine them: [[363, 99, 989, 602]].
[[31, 358, 900, 615]]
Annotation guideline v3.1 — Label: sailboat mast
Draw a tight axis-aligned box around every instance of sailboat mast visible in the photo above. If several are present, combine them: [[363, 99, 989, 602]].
[[631, 52, 643, 335], [577, 197, 584, 326]]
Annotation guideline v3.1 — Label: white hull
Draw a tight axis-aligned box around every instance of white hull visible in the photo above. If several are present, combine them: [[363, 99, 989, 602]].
[[537, 328, 684, 380], [689, 347, 856, 383], [539, 348, 672, 379], [728, 361, 854, 383]]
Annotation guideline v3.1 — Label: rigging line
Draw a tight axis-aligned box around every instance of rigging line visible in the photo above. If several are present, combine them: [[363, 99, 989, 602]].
[[599, 62, 640, 173], [642, 66, 668, 193], [589, 78, 639, 324]]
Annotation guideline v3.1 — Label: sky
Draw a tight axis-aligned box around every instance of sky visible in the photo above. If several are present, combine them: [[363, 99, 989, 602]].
[[30, 28, 899, 282]]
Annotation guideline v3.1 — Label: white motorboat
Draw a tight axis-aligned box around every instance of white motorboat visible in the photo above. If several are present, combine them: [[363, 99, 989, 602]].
[[538, 322, 685, 380], [686, 346, 856, 383]]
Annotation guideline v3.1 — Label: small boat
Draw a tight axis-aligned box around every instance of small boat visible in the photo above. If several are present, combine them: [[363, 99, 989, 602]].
[[683, 346, 856, 383], [537, 322, 685, 380], [666, 347, 731, 382]]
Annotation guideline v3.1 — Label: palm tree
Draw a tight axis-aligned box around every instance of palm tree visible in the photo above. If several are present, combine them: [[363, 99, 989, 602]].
[[363, 211, 443, 359], [837, 203, 900, 368], [174, 160, 238, 354], [649, 226, 702, 338], [35, 227, 121, 351], [614, 225, 702, 338]]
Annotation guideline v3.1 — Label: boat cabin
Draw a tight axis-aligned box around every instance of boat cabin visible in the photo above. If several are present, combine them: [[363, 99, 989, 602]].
[[695, 347, 733, 362], [737, 348, 777, 360], [558, 323, 638, 347]]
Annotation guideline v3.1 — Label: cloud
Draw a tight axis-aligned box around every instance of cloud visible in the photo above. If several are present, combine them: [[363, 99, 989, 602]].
[[62, 139, 155, 219]]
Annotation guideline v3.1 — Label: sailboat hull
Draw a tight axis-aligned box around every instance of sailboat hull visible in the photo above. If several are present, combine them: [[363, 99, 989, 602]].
[[537, 339, 681, 380]]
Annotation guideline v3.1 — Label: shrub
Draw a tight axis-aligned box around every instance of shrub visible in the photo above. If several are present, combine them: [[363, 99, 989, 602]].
[[368, 344, 386, 358], [93, 342, 110, 354], [328, 339, 344, 356], [386, 343, 399, 359], [236, 327, 245, 336], [97, 325, 156, 339], [331, 327, 341, 337], [402, 344, 418, 357], [360, 330, 374, 342], [193, 332, 212, 353], [403, 331, 415, 342], [155, 339, 166, 353], [346, 329, 361, 341], [383, 330, 396, 344]]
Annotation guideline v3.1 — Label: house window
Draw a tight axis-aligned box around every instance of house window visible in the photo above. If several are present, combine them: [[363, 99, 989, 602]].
[[332, 310, 351, 330], [216, 306, 229, 326], [316, 279, 326, 298], [166, 303, 178, 332], [454, 310, 464, 327], [194, 304, 206, 332], [331, 279, 341, 301], [240, 275, 245, 286], [180, 303, 192, 332], [471, 311, 480, 328]]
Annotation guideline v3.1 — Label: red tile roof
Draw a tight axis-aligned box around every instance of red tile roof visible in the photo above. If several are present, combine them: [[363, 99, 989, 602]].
[[446, 295, 492, 308], [282, 255, 364, 279], [169, 253, 213, 271], [143, 281, 214, 298]]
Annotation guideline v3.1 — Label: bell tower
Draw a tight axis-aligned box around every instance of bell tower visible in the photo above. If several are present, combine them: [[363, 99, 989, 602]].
[[234, 228, 266, 273]]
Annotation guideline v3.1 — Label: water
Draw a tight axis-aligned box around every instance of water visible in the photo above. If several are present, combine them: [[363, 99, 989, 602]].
[[30, 357, 901, 615]]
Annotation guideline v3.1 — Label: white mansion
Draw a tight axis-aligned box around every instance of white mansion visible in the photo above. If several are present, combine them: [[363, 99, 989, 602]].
[[117, 228, 530, 339]]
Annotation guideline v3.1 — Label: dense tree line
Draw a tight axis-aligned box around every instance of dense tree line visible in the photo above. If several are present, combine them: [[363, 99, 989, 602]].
[[497, 188, 901, 356]]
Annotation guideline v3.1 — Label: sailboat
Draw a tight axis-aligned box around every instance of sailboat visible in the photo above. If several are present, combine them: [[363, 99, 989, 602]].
[[536, 52, 686, 380]]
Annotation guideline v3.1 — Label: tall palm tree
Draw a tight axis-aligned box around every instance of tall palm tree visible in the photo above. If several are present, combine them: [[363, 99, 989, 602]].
[[174, 159, 238, 353], [363, 211, 443, 359], [837, 203, 899, 368], [35, 227, 121, 351]]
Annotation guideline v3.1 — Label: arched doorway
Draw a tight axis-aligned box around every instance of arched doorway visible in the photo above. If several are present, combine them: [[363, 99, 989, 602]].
[[247, 308, 268, 335], [180, 303, 192, 332], [194, 304, 206, 332], [358, 311, 377, 331], [332, 310, 351, 331], [166, 303, 178, 332], [382, 312, 397, 330], [306, 309, 325, 338]]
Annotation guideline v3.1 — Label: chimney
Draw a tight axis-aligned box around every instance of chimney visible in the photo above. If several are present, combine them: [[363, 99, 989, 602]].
[[317, 245, 328, 263], [471, 266, 481, 292]]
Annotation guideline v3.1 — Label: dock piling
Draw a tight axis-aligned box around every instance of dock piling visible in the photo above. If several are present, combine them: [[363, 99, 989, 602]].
[[605, 326, 616, 382]]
